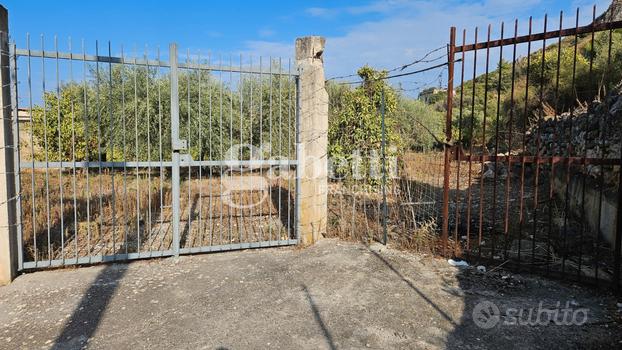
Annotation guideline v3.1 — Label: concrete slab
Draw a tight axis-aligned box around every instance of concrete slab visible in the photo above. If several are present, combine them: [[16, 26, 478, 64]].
[[0, 239, 620, 349]]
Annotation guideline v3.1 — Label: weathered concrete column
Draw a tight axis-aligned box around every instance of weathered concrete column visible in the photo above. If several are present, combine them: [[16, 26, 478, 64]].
[[0, 5, 17, 285], [296, 36, 328, 245]]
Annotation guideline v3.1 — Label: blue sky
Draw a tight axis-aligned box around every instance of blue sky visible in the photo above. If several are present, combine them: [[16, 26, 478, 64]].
[[3, 0, 612, 95]]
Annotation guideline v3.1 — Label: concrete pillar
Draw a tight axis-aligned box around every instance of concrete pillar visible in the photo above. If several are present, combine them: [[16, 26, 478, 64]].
[[0, 5, 17, 285], [296, 36, 328, 245]]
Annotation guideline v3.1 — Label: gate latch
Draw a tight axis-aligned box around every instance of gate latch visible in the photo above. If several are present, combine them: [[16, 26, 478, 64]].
[[173, 139, 187, 151]]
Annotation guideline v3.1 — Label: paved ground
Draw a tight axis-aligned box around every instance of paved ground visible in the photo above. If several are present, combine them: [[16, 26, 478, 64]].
[[1, 239, 621, 349]]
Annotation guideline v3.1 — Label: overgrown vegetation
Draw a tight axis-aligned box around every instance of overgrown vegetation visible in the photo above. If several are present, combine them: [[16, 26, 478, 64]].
[[447, 29, 622, 150], [31, 63, 295, 162], [327, 66, 445, 185]]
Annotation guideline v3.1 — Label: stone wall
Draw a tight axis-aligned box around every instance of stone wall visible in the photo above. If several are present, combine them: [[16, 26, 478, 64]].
[[526, 93, 622, 187], [525, 93, 621, 247]]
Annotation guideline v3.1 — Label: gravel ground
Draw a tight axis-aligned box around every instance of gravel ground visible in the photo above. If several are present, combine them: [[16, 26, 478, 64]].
[[0, 239, 620, 349]]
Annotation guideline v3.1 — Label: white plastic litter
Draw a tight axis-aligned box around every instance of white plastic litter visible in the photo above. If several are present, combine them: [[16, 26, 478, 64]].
[[477, 265, 486, 273], [448, 259, 469, 267]]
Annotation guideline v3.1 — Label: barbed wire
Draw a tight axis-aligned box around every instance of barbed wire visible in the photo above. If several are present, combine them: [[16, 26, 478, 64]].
[[325, 45, 448, 82], [386, 46, 447, 73], [336, 59, 459, 86]]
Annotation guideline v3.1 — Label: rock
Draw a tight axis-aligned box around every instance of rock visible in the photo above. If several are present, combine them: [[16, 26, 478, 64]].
[[369, 242, 386, 253]]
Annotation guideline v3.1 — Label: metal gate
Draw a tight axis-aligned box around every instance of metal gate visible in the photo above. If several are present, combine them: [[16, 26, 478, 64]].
[[441, 6, 622, 288], [10, 38, 299, 270]]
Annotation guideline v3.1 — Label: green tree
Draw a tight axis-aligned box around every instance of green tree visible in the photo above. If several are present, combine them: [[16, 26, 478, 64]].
[[328, 66, 402, 184]]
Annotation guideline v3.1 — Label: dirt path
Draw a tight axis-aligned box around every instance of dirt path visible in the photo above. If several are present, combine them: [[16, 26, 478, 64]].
[[0, 239, 620, 349]]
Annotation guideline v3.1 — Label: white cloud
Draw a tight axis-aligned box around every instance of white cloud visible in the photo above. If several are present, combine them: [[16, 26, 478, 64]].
[[243, 40, 294, 63], [305, 7, 339, 18], [245, 0, 614, 96], [258, 27, 275, 38]]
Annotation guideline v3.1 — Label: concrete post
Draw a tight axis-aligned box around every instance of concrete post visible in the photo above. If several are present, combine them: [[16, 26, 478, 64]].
[[0, 5, 17, 285], [296, 36, 328, 245]]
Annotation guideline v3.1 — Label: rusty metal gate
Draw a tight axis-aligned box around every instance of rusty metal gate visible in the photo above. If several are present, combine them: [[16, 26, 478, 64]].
[[442, 6, 622, 289], [9, 37, 300, 270]]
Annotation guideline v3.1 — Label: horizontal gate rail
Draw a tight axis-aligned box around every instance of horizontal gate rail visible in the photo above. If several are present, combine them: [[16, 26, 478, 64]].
[[14, 49, 298, 76], [20, 159, 298, 169], [455, 19, 622, 52]]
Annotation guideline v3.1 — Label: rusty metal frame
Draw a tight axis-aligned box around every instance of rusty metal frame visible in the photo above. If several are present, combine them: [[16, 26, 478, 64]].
[[443, 6, 622, 290]]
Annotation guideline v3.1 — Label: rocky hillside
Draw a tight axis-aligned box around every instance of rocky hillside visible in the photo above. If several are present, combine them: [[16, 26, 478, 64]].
[[596, 0, 622, 23], [525, 93, 622, 186]]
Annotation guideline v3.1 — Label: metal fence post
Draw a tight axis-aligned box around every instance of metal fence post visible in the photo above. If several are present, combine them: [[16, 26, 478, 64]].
[[295, 76, 302, 243], [0, 5, 18, 285], [441, 27, 456, 257], [381, 90, 388, 245], [170, 43, 183, 256]]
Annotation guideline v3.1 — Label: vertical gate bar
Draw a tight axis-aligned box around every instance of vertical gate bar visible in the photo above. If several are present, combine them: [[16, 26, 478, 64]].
[[134, 46, 141, 255], [95, 40, 104, 259], [170, 43, 181, 256], [121, 45, 129, 255], [287, 59, 292, 240], [478, 25, 491, 259], [26, 34, 37, 265], [186, 49, 192, 249], [518, 18, 533, 269], [295, 75, 301, 242], [491, 22, 504, 261], [531, 15, 547, 270], [239, 54, 244, 245], [562, 10, 579, 275], [278, 57, 283, 243], [41, 34, 52, 264], [219, 56, 224, 246], [259, 56, 263, 242], [442, 27, 456, 256], [453, 29, 466, 256], [595, 13, 614, 283], [198, 51, 203, 247], [228, 55, 233, 244], [107, 41, 117, 258], [381, 90, 387, 245], [157, 47, 165, 251], [208, 52, 214, 247], [54, 36, 65, 263], [146, 46, 153, 254], [577, 7, 597, 279], [68, 39, 79, 263], [81, 39, 92, 262], [547, 12, 563, 275], [268, 57, 273, 243], [616, 145, 622, 290], [249, 56, 254, 242], [504, 20, 518, 260], [41, 35, 52, 263], [466, 27, 479, 257], [9, 42, 23, 270]]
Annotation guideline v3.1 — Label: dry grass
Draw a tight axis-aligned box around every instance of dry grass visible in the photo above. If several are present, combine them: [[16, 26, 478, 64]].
[[326, 151, 456, 254], [19, 169, 294, 263]]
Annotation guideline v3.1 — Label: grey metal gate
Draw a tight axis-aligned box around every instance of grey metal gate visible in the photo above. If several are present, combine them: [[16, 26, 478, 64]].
[[10, 38, 299, 270]]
